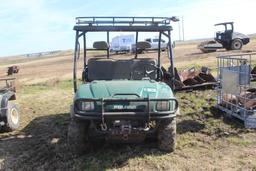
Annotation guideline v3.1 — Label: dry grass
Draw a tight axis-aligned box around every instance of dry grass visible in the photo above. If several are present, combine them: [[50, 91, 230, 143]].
[[1, 39, 255, 84]]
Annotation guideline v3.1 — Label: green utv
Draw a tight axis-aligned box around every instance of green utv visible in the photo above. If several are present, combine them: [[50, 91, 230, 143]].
[[68, 17, 179, 152]]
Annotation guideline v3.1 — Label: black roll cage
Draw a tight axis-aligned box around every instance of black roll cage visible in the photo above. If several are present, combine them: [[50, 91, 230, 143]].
[[73, 17, 178, 92], [214, 22, 234, 32]]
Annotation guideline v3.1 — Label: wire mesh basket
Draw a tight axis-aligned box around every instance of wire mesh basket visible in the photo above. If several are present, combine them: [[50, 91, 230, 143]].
[[216, 52, 256, 128]]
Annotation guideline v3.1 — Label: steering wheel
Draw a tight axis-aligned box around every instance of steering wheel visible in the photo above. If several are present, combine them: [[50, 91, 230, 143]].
[[131, 63, 163, 80]]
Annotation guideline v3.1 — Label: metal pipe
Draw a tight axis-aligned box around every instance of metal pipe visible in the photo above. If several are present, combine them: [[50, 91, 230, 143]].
[[162, 32, 168, 38], [78, 32, 84, 38], [181, 16, 185, 41], [135, 31, 138, 59], [107, 31, 110, 58], [73, 31, 79, 93], [83, 32, 87, 67], [157, 32, 162, 80], [167, 30, 174, 89]]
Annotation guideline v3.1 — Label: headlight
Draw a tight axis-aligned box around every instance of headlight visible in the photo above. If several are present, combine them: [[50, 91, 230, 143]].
[[76, 101, 95, 111], [156, 101, 170, 111]]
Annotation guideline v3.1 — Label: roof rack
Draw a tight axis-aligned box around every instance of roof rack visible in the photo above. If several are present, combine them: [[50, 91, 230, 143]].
[[75, 17, 178, 27]]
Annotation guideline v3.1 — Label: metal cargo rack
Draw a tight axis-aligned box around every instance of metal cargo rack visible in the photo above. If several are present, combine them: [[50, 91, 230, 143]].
[[216, 52, 256, 128], [74, 17, 179, 32], [75, 17, 178, 26], [0, 77, 16, 92]]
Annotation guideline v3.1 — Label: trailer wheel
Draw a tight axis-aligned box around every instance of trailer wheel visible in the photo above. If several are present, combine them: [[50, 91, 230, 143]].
[[231, 39, 243, 50], [4, 103, 20, 131], [157, 118, 176, 152]]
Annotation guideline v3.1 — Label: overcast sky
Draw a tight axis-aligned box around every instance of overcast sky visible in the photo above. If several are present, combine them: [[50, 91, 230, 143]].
[[0, 0, 255, 57]]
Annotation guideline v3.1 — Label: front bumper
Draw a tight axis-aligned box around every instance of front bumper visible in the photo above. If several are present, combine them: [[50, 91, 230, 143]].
[[73, 98, 178, 121]]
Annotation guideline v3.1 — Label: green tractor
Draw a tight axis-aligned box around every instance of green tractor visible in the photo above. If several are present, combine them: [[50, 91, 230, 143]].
[[68, 17, 179, 152]]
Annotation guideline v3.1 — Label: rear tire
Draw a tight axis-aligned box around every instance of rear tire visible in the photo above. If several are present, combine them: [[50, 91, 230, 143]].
[[3, 103, 20, 131], [157, 118, 176, 152], [231, 39, 243, 50]]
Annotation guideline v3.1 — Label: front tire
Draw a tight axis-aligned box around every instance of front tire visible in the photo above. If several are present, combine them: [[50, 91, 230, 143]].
[[3, 103, 20, 131], [157, 118, 176, 152]]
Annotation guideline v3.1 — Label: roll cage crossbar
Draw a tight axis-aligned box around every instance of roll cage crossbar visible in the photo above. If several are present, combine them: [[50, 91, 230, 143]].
[[73, 17, 178, 92]]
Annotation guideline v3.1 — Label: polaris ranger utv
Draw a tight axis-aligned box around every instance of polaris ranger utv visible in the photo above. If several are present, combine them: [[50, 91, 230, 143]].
[[68, 17, 179, 152]]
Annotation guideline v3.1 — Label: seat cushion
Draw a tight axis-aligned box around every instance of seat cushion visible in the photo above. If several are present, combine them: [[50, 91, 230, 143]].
[[112, 59, 133, 79], [88, 58, 114, 80]]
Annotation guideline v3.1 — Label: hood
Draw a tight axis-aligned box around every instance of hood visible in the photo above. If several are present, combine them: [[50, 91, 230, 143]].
[[232, 32, 250, 39], [75, 80, 174, 99]]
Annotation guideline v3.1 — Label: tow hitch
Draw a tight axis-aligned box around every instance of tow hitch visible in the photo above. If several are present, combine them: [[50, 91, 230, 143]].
[[121, 124, 132, 140]]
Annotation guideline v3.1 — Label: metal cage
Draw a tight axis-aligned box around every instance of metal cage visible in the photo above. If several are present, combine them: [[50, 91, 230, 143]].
[[216, 52, 256, 128]]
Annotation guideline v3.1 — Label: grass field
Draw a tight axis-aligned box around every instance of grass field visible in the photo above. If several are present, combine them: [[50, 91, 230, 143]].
[[0, 40, 256, 170]]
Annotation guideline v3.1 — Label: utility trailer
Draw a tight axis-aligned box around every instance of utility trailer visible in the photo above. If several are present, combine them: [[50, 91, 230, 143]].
[[0, 78, 20, 131], [110, 34, 134, 54], [216, 53, 256, 128], [199, 22, 250, 53]]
